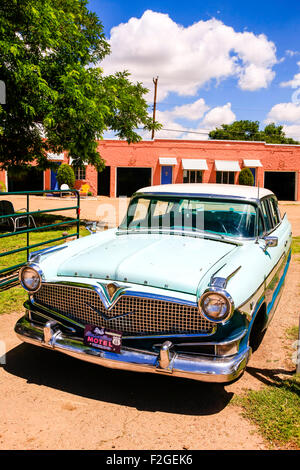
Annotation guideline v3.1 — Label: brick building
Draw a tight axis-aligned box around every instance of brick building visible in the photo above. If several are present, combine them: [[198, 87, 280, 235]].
[[1, 139, 300, 200]]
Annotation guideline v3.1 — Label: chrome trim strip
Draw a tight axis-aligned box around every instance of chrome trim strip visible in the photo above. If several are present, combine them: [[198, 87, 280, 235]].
[[133, 191, 260, 203], [15, 315, 251, 383], [156, 328, 248, 348], [38, 280, 199, 308], [209, 265, 241, 289], [116, 228, 243, 246], [29, 245, 67, 263]]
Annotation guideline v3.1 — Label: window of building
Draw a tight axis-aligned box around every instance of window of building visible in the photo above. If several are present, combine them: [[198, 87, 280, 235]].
[[183, 170, 203, 183], [74, 167, 86, 180], [216, 171, 235, 184]]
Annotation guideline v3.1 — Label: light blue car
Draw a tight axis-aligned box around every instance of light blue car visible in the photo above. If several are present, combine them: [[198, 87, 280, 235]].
[[15, 183, 292, 383]]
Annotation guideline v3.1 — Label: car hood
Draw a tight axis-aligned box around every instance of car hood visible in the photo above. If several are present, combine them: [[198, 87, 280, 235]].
[[57, 232, 237, 295]]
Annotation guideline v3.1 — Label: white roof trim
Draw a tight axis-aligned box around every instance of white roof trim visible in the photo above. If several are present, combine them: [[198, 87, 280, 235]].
[[182, 159, 208, 170], [137, 183, 273, 199], [243, 159, 263, 167], [47, 152, 64, 161], [215, 160, 241, 172], [159, 157, 177, 165]]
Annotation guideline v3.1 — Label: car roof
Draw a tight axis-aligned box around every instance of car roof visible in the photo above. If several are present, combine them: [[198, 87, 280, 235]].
[[136, 183, 274, 200]]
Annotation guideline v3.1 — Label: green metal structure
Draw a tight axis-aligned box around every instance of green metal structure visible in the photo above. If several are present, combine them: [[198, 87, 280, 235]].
[[0, 190, 80, 291]]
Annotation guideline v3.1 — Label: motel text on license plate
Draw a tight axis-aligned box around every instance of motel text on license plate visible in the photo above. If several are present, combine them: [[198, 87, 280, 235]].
[[84, 325, 122, 353]]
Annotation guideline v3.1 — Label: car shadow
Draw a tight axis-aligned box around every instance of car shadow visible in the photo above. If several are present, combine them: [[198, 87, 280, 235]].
[[245, 365, 297, 387], [3, 343, 234, 416]]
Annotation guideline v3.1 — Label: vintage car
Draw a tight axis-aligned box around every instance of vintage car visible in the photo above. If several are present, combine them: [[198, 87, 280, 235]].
[[15, 183, 292, 383]]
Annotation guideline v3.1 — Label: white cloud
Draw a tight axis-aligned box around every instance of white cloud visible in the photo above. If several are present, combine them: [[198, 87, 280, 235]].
[[285, 50, 300, 57], [238, 64, 275, 91], [265, 100, 300, 141], [202, 103, 236, 128], [266, 102, 300, 123], [280, 61, 300, 88], [153, 100, 236, 140], [282, 124, 300, 140], [101, 10, 277, 100], [265, 63, 300, 141], [163, 98, 209, 121]]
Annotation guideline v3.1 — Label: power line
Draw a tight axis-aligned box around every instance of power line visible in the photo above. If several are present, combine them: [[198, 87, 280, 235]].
[[137, 127, 300, 140]]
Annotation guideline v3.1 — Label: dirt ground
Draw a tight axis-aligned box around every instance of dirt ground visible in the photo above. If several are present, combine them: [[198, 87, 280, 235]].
[[0, 198, 299, 450]]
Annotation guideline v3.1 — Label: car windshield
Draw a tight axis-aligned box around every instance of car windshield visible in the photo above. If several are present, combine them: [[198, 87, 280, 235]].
[[119, 195, 259, 239]]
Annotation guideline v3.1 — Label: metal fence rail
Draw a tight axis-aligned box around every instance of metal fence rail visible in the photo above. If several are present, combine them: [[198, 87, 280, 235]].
[[0, 189, 80, 291]]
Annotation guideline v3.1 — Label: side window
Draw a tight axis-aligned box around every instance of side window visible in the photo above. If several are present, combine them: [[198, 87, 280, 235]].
[[257, 212, 264, 236], [261, 199, 273, 232], [269, 197, 280, 226]]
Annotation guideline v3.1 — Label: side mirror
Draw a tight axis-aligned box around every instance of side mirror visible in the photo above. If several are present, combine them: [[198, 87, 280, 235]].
[[264, 236, 278, 251]]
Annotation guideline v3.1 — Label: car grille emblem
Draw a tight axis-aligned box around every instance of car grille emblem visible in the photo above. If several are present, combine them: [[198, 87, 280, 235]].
[[106, 282, 119, 300], [85, 281, 129, 313]]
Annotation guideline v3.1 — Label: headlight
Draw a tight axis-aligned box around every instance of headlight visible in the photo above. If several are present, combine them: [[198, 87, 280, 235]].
[[19, 265, 42, 293], [199, 290, 233, 323]]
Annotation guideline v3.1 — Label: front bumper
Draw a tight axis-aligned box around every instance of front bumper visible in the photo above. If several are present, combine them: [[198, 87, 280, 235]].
[[15, 315, 251, 383]]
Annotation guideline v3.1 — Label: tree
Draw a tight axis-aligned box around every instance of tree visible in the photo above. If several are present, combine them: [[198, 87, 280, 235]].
[[209, 120, 299, 144], [238, 167, 254, 186], [56, 163, 75, 189], [0, 0, 161, 172]]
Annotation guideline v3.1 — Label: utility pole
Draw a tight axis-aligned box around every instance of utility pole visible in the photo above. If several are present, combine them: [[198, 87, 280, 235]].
[[151, 76, 158, 140]]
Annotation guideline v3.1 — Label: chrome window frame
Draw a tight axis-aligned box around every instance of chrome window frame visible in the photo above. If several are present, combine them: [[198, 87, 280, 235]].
[[259, 195, 282, 237], [120, 192, 261, 241]]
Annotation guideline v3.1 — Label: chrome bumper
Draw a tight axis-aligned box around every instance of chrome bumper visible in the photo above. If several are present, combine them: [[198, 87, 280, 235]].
[[15, 315, 251, 383]]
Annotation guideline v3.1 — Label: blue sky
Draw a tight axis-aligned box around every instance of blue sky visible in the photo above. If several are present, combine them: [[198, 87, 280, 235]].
[[87, 1, 300, 140]]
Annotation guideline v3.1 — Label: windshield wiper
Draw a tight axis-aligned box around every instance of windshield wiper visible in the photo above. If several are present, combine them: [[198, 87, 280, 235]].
[[116, 227, 243, 245]]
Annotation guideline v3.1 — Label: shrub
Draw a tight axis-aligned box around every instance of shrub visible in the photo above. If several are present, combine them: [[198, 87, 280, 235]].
[[56, 164, 75, 189], [239, 167, 254, 186], [0, 181, 6, 192]]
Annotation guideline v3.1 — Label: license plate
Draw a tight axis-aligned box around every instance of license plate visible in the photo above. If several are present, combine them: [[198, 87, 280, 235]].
[[84, 325, 122, 353]]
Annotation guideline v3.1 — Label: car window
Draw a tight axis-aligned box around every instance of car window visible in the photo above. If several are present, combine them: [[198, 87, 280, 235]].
[[127, 198, 150, 224], [121, 196, 258, 238], [269, 197, 280, 226], [261, 199, 273, 232], [257, 212, 264, 237]]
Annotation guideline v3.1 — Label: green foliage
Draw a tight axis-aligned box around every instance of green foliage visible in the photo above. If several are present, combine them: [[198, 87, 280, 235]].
[[56, 163, 75, 188], [0, 181, 6, 192], [209, 120, 299, 144], [0, 0, 161, 171], [235, 378, 300, 449], [292, 237, 300, 254], [238, 167, 254, 186]]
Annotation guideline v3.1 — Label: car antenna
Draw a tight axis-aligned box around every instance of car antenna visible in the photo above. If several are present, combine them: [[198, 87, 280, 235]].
[[255, 179, 260, 244]]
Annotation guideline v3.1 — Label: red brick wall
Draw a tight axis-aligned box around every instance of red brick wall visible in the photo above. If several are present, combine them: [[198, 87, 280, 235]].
[[94, 139, 300, 199], [1, 140, 300, 199]]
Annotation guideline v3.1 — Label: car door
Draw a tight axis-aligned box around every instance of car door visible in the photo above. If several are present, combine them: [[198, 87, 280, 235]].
[[261, 196, 292, 321]]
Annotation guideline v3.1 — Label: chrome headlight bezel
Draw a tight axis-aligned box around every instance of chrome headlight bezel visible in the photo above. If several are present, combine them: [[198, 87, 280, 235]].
[[19, 264, 43, 293], [198, 288, 234, 324]]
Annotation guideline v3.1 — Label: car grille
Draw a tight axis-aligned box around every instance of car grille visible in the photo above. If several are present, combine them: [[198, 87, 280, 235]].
[[33, 283, 214, 336]]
